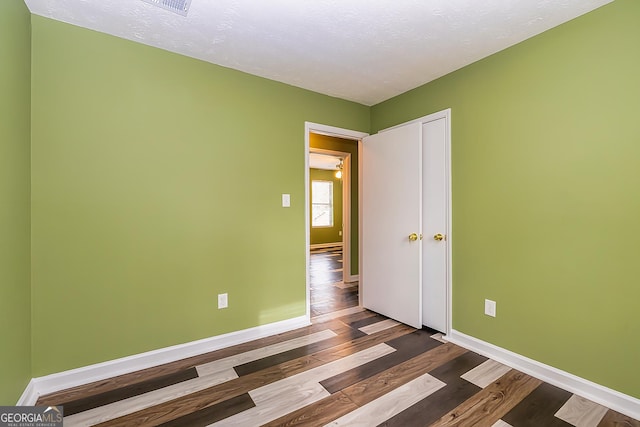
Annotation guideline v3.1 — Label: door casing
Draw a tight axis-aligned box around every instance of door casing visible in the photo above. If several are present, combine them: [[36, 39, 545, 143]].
[[304, 122, 368, 321], [309, 147, 352, 284], [305, 110, 451, 334]]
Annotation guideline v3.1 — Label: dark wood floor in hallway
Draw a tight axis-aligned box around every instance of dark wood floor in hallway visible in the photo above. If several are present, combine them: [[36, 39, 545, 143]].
[[309, 247, 358, 318], [36, 247, 639, 426]]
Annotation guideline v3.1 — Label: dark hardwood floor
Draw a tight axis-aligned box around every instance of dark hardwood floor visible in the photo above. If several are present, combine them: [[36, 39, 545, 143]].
[[309, 247, 358, 318], [36, 247, 639, 426]]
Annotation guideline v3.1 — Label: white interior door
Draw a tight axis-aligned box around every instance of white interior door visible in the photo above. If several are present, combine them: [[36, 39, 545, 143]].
[[422, 118, 448, 332], [361, 122, 423, 329]]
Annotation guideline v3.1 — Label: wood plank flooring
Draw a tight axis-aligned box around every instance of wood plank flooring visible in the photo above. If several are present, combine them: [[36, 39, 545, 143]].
[[309, 247, 358, 318], [36, 247, 640, 426]]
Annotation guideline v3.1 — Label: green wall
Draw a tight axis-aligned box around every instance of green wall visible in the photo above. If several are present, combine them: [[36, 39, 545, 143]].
[[310, 169, 343, 245], [371, 0, 640, 398], [30, 16, 369, 377], [310, 134, 359, 275], [5, 0, 638, 404], [0, 0, 32, 404]]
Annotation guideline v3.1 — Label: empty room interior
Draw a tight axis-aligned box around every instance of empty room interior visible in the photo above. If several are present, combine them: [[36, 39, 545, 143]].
[[1, 0, 639, 425]]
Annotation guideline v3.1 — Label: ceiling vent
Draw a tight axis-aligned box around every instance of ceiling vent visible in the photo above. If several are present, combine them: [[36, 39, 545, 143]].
[[141, 0, 191, 16]]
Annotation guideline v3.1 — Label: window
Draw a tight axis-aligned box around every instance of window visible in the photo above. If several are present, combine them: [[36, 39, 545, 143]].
[[312, 180, 333, 227]]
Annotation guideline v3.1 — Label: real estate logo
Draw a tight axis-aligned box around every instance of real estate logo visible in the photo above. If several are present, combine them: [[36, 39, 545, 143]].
[[0, 406, 63, 427]]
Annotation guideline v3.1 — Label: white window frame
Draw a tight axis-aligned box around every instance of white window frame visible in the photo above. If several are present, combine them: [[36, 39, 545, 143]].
[[311, 179, 334, 228]]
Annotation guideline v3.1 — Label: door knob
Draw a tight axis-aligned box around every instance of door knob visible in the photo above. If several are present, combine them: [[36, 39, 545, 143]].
[[409, 233, 418, 242], [433, 233, 445, 241]]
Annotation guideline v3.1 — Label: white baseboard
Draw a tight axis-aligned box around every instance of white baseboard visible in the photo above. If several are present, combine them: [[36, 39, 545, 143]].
[[447, 329, 640, 420], [310, 242, 342, 250], [16, 380, 38, 406], [19, 315, 310, 406], [346, 274, 359, 283]]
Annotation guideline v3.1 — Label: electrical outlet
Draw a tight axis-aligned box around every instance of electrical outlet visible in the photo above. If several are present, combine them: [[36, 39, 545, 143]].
[[484, 299, 496, 317], [218, 293, 228, 309]]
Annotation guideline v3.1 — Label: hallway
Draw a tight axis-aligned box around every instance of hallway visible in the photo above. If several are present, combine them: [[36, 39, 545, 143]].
[[309, 246, 359, 318]]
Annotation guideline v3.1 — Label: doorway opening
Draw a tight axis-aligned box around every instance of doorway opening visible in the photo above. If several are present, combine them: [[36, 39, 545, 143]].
[[309, 150, 353, 317], [305, 123, 368, 321]]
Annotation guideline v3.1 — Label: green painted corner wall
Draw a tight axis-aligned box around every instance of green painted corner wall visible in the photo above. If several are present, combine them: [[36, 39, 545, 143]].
[[0, 0, 32, 404], [309, 169, 343, 245], [30, 16, 369, 377], [309, 134, 359, 275], [371, 0, 640, 398], [7, 0, 639, 405]]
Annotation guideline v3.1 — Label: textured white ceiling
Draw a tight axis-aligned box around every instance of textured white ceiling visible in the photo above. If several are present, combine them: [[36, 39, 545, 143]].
[[24, 0, 613, 106], [310, 153, 342, 170]]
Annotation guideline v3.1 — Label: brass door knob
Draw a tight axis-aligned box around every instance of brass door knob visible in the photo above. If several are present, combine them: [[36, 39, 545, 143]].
[[409, 233, 418, 242], [433, 233, 445, 241]]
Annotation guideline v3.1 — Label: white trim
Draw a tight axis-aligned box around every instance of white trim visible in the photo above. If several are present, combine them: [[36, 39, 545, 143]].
[[446, 111, 453, 336], [20, 315, 309, 404], [16, 380, 38, 406], [341, 152, 352, 283], [447, 329, 640, 420], [305, 125, 311, 322], [305, 123, 369, 141], [304, 122, 368, 321], [310, 242, 343, 250], [309, 147, 352, 284], [310, 178, 336, 228], [313, 149, 351, 282], [379, 109, 449, 133], [357, 139, 363, 307], [342, 153, 353, 282], [347, 274, 359, 283]]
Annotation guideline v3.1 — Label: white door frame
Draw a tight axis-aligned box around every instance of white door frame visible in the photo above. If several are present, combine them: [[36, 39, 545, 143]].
[[366, 108, 452, 335], [309, 148, 352, 284], [306, 111, 451, 333], [305, 122, 369, 321]]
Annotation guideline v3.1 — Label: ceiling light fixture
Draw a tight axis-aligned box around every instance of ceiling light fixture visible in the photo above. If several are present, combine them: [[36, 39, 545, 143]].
[[141, 0, 191, 16], [335, 160, 343, 179]]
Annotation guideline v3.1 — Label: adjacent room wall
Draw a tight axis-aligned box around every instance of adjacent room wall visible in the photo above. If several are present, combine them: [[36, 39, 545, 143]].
[[30, 16, 369, 377], [310, 168, 343, 245], [310, 134, 359, 275], [371, 0, 640, 399], [0, 0, 32, 404]]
